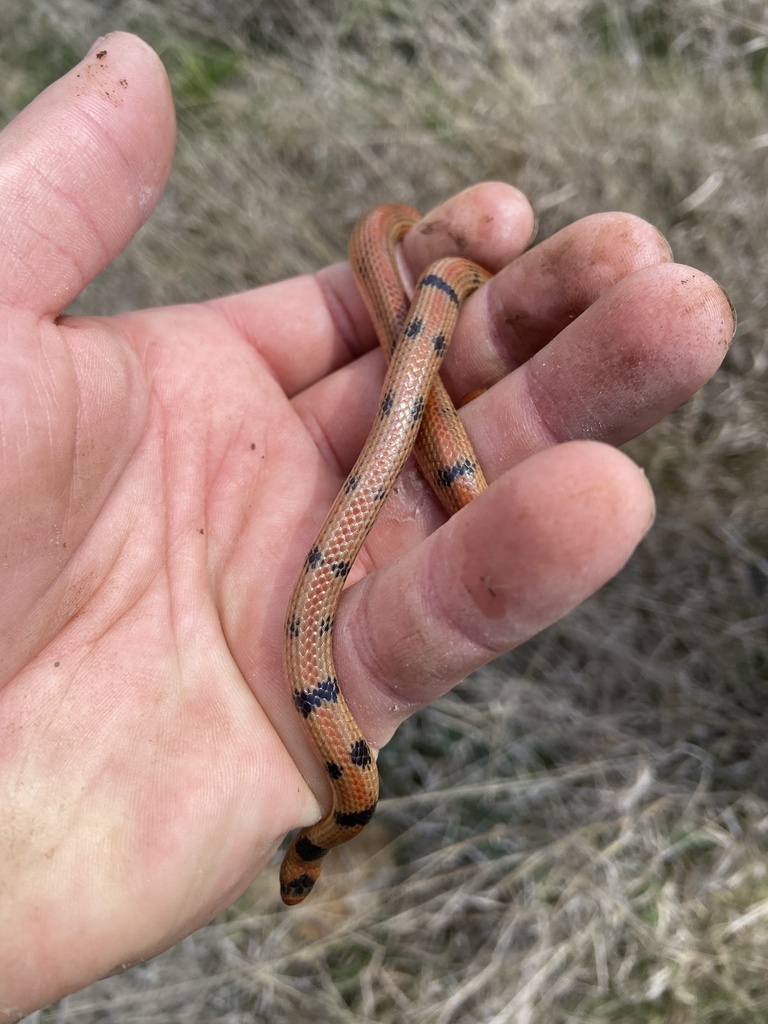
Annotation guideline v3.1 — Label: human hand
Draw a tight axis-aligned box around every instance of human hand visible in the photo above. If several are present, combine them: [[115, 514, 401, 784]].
[[0, 32, 734, 1019]]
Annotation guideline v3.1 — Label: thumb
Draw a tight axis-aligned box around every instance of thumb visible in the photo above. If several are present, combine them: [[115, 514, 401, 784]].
[[0, 34, 174, 682], [0, 31, 175, 315]]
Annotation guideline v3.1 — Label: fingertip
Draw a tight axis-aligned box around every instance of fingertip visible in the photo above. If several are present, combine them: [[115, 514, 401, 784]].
[[632, 261, 735, 377], [402, 181, 537, 274], [459, 256, 735, 466], [565, 440, 656, 544], [70, 31, 177, 221], [467, 440, 656, 585], [679, 263, 737, 350]]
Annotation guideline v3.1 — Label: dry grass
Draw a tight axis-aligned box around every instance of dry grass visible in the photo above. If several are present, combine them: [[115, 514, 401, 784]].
[[3, 0, 768, 1021]]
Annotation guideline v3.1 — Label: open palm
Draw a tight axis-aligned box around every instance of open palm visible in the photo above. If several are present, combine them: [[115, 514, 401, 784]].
[[0, 33, 734, 1018]]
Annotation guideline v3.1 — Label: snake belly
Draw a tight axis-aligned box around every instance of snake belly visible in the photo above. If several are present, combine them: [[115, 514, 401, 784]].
[[279, 205, 490, 905]]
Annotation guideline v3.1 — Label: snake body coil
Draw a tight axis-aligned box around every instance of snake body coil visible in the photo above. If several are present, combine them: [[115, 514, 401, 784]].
[[279, 205, 489, 905]]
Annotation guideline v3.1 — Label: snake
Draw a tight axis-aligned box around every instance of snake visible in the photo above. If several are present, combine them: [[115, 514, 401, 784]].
[[279, 204, 490, 905]]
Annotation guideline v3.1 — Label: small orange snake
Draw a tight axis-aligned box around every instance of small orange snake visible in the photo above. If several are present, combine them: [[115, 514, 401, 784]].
[[280, 204, 490, 905]]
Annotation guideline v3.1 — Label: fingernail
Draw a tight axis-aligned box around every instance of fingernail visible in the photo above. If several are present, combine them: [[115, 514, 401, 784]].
[[634, 466, 656, 539], [654, 227, 674, 262], [643, 481, 656, 538], [718, 281, 738, 335]]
